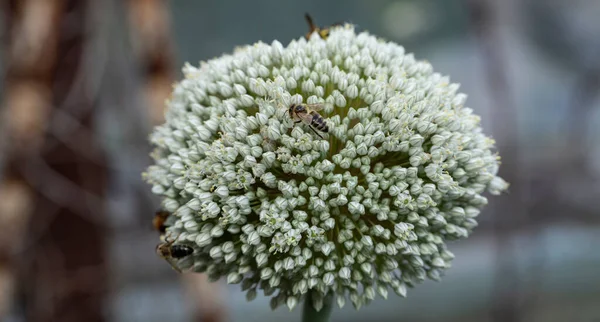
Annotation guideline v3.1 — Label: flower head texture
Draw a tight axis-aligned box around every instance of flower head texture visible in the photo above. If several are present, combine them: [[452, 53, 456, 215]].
[[144, 25, 508, 311]]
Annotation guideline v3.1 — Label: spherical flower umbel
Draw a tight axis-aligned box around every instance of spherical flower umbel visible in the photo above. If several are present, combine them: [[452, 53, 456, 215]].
[[144, 25, 508, 311]]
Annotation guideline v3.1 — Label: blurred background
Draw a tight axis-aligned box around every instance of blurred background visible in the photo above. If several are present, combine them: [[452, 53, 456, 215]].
[[1, 0, 599, 321]]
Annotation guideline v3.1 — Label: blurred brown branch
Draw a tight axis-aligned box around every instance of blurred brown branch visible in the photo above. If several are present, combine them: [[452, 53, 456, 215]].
[[128, 0, 175, 125], [0, 0, 63, 319], [2, 0, 109, 321]]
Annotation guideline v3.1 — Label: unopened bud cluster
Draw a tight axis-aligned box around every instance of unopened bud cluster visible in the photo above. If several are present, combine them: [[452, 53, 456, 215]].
[[144, 25, 508, 311]]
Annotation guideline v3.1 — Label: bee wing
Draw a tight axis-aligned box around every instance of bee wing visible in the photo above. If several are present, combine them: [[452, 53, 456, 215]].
[[166, 258, 183, 273], [299, 112, 314, 125], [304, 103, 326, 111]]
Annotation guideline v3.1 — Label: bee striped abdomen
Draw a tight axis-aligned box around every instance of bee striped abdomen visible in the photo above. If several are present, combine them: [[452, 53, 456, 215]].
[[170, 245, 194, 258], [310, 111, 329, 132]]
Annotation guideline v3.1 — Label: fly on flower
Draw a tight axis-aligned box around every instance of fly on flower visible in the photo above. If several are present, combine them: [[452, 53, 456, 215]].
[[288, 103, 330, 139], [155, 232, 194, 273], [304, 13, 342, 40], [152, 209, 171, 235]]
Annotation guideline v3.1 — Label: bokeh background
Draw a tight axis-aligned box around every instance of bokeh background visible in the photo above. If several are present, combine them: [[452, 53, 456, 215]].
[[1, 0, 600, 321]]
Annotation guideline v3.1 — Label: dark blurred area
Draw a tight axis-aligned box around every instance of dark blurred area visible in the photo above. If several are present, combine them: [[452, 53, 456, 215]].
[[1, 0, 599, 321]]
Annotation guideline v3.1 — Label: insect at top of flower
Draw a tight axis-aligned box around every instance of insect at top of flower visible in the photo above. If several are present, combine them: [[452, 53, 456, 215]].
[[304, 13, 343, 40]]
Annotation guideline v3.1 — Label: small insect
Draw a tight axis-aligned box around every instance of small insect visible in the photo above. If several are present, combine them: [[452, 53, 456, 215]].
[[304, 13, 342, 40], [288, 103, 329, 138], [156, 233, 194, 273], [152, 210, 170, 234]]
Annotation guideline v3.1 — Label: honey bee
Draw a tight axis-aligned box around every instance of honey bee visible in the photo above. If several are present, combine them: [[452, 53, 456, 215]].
[[152, 210, 170, 234], [288, 103, 329, 138], [304, 13, 342, 40], [156, 233, 194, 273]]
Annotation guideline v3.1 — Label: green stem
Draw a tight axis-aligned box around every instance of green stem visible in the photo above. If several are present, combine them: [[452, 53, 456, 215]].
[[302, 291, 334, 322]]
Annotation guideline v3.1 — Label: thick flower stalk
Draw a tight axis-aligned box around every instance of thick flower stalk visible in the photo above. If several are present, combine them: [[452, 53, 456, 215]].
[[144, 25, 508, 311]]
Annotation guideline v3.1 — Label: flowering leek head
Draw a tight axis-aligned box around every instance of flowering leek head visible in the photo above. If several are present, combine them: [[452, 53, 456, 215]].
[[144, 25, 508, 311]]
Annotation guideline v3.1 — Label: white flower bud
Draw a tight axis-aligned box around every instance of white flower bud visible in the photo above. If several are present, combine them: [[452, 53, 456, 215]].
[[348, 201, 365, 215], [323, 272, 335, 286], [209, 246, 223, 258], [339, 267, 351, 280], [260, 267, 274, 280], [227, 272, 243, 284], [286, 296, 298, 311], [394, 283, 407, 297], [210, 225, 224, 237], [195, 233, 212, 247], [321, 242, 334, 256], [283, 257, 295, 270], [247, 231, 260, 245]]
